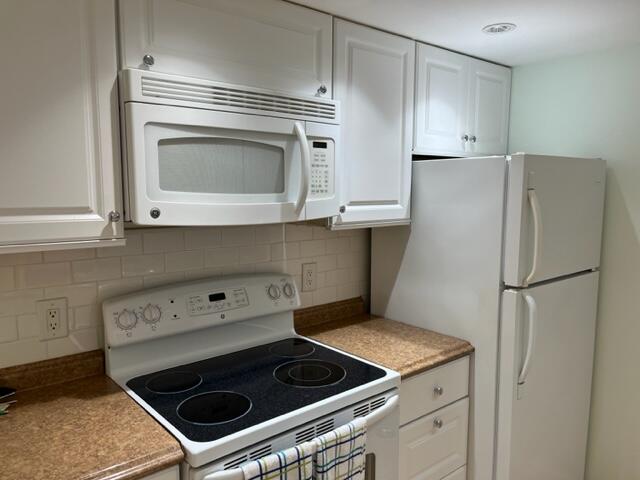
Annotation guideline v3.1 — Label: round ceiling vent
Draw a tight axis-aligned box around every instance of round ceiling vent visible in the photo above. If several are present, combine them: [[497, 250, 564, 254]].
[[482, 23, 517, 34]]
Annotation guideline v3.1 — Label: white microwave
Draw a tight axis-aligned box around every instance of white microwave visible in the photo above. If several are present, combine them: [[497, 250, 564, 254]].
[[119, 69, 340, 226]]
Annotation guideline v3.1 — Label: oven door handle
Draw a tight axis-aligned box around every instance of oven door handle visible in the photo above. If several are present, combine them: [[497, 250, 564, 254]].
[[294, 121, 311, 215], [202, 395, 399, 480]]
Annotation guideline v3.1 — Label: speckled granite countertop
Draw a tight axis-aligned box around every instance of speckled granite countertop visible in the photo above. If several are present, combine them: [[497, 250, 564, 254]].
[[0, 351, 183, 480], [296, 300, 474, 379]]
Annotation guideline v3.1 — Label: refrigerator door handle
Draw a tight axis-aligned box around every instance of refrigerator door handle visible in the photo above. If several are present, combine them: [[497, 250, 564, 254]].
[[524, 189, 543, 286], [518, 293, 537, 386]]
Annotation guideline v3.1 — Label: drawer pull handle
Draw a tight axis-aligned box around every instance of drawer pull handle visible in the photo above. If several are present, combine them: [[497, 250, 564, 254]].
[[433, 385, 444, 397], [433, 418, 443, 429]]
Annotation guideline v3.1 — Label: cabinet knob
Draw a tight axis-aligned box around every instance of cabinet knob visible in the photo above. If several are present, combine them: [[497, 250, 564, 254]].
[[108, 211, 121, 222], [469, 135, 477, 143], [143, 54, 155, 66], [433, 418, 443, 429], [433, 385, 444, 397], [461, 134, 469, 142], [317, 84, 328, 96]]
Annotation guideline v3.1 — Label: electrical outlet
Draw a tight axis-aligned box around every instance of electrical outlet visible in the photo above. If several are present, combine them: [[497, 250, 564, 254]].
[[37, 298, 68, 340], [302, 262, 317, 292]]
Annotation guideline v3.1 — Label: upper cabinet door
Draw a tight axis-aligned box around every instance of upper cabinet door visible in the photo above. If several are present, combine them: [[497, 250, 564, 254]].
[[414, 44, 469, 156], [0, 0, 123, 252], [332, 20, 415, 227], [119, 0, 332, 98], [466, 59, 511, 156]]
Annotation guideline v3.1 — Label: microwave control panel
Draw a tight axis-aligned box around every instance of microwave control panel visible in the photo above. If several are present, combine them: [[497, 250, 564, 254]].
[[310, 140, 334, 198]]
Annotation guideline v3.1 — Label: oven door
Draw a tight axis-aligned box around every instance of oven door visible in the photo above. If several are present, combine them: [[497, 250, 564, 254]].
[[124, 102, 312, 225]]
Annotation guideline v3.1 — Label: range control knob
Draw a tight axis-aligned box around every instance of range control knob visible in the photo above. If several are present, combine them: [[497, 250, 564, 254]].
[[283, 283, 296, 298], [267, 284, 281, 300], [116, 309, 138, 331], [142, 304, 162, 324]]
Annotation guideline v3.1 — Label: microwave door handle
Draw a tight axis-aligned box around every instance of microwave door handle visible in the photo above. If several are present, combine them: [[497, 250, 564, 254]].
[[294, 121, 311, 215], [524, 188, 543, 286]]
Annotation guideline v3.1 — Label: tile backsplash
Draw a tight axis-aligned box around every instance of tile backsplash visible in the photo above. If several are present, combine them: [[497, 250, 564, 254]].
[[0, 224, 370, 368]]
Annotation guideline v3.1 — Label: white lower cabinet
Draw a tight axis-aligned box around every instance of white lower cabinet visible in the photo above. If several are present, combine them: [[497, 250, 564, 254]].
[[140, 466, 180, 480], [399, 357, 471, 480], [0, 0, 124, 253]]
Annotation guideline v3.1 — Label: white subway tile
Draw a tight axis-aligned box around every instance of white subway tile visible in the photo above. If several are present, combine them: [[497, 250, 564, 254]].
[[16, 262, 71, 288], [98, 232, 143, 257], [122, 254, 164, 277], [184, 227, 221, 250], [0, 289, 43, 316], [312, 226, 337, 239], [284, 259, 303, 276], [205, 247, 239, 267], [299, 291, 313, 307], [72, 305, 100, 329], [238, 245, 270, 265], [326, 237, 350, 254], [43, 248, 95, 263], [0, 252, 42, 266], [17, 314, 39, 339], [46, 327, 100, 359], [45, 282, 97, 307], [143, 272, 185, 288], [313, 255, 337, 272], [316, 272, 326, 288], [337, 252, 360, 269], [325, 269, 350, 286], [313, 286, 337, 305], [285, 224, 313, 241], [254, 261, 286, 274], [349, 234, 369, 252], [221, 264, 255, 275], [336, 283, 361, 301], [0, 267, 14, 292], [143, 229, 185, 253], [221, 226, 255, 246], [72, 258, 121, 282], [255, 224, 284, 244], [184, 268, 223, 281], [300, 240, 326, 257], [0, 316, 18, 343], [0, 338, 47, 368], [166, 250, 204, 272], [98, 277, 144, 301]]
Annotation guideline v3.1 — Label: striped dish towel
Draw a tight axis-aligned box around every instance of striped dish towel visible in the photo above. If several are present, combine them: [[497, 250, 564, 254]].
[[313, 417, 367, 480], [240, 441, 316, 480]]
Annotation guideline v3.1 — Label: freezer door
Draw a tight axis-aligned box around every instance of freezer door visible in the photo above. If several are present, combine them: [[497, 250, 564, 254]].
[[496, 271, 598, 480], [503, 154, 605, 287]]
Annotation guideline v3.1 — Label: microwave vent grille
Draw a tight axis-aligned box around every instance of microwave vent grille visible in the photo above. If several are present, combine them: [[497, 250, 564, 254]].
[[141, 77, 336, 121]]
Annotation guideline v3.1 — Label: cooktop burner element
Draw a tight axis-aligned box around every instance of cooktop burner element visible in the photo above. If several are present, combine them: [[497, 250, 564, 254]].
[[126, 337, 386, 443], [178, 392, 252, 425], [268, 338, 316, 358], [274, 360, 346, 387], [146, 371, 203, 394]]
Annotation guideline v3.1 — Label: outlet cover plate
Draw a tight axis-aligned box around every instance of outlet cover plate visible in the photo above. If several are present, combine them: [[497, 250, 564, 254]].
[[37, 297, 68, 341], [302, 262, 317, 292]]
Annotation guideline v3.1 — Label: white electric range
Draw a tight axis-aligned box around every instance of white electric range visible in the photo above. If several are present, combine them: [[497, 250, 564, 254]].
[[103, 273, 400, 480]]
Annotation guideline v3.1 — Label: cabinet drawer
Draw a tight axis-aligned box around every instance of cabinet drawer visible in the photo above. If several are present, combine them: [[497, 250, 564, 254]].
[[399, 398, 469, 480], [442, 466, 467, 480], [400, 356, 469, 426]]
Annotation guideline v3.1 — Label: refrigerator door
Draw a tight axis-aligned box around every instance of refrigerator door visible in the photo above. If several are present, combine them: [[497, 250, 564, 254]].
[[503, 153, 605, 287], [496, 271, 598, 480], [372, 156, 507, 480]]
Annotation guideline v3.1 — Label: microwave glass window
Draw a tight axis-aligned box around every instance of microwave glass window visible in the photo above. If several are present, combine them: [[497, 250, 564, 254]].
[[158, 138, 285, 194]]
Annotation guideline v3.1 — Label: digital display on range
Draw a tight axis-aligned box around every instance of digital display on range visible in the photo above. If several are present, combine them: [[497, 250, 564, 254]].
[[208, 292, 226, 302], [312, 141, 327, 149]]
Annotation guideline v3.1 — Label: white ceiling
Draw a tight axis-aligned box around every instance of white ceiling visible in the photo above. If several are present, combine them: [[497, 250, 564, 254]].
[[291, 0, 640, 66]]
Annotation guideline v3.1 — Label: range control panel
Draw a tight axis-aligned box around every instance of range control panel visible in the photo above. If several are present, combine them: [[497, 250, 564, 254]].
[[103, 274, 299, 347], [310, 139, 335, 198]]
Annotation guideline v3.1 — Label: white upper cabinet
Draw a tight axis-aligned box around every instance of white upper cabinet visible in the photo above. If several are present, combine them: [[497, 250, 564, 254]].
[[414, 45, 469, 156], [0, 0, 123, 253], [119, 0, 333, 98], [414, 43, 511, 157], [332, 20, 415, 228], [466, 58, 512, 156]]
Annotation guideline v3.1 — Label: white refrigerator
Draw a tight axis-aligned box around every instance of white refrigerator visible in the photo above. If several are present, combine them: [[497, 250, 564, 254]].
[[371, 153, 605, 480]]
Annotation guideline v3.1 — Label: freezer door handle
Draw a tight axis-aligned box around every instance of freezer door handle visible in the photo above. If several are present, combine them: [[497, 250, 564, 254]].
[[518, 293, 538, 386], [524, 189, 543, 286]]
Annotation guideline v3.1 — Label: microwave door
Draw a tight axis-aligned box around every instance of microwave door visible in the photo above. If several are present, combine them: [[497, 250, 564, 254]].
[[124, 102, 307, 226]]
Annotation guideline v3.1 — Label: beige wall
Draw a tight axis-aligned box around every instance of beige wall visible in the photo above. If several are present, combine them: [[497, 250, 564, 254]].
[[0, 223, 370, 368], [508, 43, 640, 479]]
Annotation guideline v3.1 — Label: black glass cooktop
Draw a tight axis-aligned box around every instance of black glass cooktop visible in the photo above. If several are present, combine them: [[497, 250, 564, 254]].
[[127, 338, 387, 442]]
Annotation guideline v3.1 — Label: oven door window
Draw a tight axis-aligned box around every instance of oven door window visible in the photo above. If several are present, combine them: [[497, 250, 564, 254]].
[[158, 137, 285, 195]]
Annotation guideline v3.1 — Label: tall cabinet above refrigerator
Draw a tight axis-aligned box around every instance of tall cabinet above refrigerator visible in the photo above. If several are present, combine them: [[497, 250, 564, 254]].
[[371, 153, 605, 480]]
